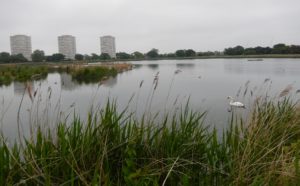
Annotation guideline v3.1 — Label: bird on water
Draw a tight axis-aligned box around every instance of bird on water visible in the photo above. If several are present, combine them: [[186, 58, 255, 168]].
[[227, 96, 246, 108]]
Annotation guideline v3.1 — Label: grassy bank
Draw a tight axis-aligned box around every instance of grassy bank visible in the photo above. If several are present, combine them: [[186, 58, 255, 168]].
[[87, 54, 300, 62], [1, 98, 300, 185]]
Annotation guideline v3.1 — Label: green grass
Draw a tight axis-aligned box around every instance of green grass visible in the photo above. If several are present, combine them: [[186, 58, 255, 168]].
[[0, 65, 118, 86], [70, 67, 118, 84], [1, 97, 300, 185], [0, 66, 49, 85]]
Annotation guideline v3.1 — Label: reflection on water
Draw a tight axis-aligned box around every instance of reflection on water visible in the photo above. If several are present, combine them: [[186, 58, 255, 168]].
[[133, 64, 143, 69], [1, 58, 300, 141], [176, 63, 195, 69], [147, 64, 159, 70], [223, 59, 300, 76], [102, 77, 117, 88], [14, 81, 34, 95], [61, 73, 79, 91]]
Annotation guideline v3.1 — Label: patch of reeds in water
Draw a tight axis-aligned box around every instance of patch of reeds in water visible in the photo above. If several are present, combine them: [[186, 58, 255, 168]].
[[0, 65, 121, 86], [1, 96, 300, 185], [0, 66, 48, 86]]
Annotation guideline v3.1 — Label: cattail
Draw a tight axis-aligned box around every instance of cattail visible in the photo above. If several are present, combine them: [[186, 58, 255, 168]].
[[173, 96, 179, 106], [264, 78, 270, 83], [245, 80, 250, 87], [279, 84, 293, 97], [174, 69, 182, 74], [254, 96, 262, 104], [139, 80, 144, 88], [26, 82, 33, 102], [236, 86, 242, 97], [243, 86, 248, 97], [33, 89, 37, 97], [154, 79, 158, 90]]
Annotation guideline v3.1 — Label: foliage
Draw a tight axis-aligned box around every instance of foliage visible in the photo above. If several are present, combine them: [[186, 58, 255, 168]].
[[75, 54, 84, 61], [185, 49, 196, 57], [1, 97, 300, 185], [0, 65, 120, 86], [0, 66, 48, 85], [224, 44, 300, 55], [116, 52, 131, 60], [46, 53, 65, 62], [100, 53, 111, 60], [197, 51, 215, 56], [224, 46, 244, 55], [31, 50, 45, 62], [175, 50, 186, 57], [10, 54, 28, 63], [91, 53, 99, 60], [0, 52, 11, 63], [71, 66, 117, 84], [132, 51, 144, 59], [146, 48, 159, 58], [175, 49, 196, 57]]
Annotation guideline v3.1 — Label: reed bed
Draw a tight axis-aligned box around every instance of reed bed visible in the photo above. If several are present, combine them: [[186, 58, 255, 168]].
[[0, 65, 120, 86], [0, 96, 300, 185]]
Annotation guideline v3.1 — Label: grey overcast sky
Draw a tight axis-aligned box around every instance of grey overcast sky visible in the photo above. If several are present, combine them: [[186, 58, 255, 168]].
[[0, 0, 299, 55]]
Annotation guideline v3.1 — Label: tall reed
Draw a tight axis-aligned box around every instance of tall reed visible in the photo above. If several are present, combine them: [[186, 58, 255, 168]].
[[0, 97, 300, 185]]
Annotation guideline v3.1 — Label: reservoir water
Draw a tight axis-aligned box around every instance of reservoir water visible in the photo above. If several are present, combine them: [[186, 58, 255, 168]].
[[1, 58, 300, 139]]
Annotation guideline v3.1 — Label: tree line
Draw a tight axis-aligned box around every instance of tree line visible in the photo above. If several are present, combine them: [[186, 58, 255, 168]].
[[1, 43, 300, 63], [224, 44, 300, 55]]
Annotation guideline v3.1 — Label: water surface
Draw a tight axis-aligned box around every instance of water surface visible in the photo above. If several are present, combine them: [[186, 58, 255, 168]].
[[1, 58, 300, 139]]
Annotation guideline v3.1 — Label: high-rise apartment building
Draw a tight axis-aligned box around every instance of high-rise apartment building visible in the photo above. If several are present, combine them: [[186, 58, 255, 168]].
[[58, 35, 76, 60], [10, 35, 32, 61], [100, 35, 116, 58]]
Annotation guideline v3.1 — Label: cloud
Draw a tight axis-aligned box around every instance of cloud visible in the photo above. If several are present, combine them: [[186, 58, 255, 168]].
[[0, 0, 299, 54]]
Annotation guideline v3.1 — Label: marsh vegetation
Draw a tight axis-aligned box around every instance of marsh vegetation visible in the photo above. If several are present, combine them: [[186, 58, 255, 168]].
[[0, 64, 129, 86], [0, 97, 300, 185], [1, 59, 300, 185]]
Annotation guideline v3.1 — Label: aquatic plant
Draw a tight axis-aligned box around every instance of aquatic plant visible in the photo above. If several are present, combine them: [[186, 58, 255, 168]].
[[0, 96, 300, 185], [70, 66, 118, 84]]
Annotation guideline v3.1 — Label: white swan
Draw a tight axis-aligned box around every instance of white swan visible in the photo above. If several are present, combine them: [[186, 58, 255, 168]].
[[227, 96, 245, 108]]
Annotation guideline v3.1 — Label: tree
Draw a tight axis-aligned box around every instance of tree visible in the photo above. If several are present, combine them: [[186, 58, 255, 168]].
[[272, 43, 289, 54], [175, 50, 186, 57], [10, 54, 28, 63], [116, 52, 131, 60], [45, 56, 53, 62], [100, 53, 111, 60], [290, 45, 300, 54], [198, 51, 213, 56], [46, 53, 65, 62], [84, 54, 91, 60], [166, 53, 176, 57], [146, 48, 159, 58], [185, 49, 196, 57], [244, 48, 256, 55], [91, 53, 99, 60], [132, 51, 144, 59], [75, 54, 84, 61], [0, 52, 10, 63], [224, 46, 244, 55], [31, 50, 45, 62]]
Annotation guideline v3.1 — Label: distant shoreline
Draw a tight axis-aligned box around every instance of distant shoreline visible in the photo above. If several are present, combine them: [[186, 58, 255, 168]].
[[1, 54, 300, 65], [128, 54, 300, 61]]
